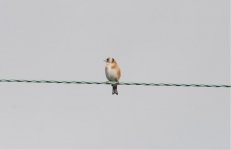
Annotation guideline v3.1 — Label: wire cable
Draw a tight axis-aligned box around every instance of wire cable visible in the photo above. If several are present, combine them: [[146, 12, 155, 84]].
[[0, 79, 230, 88]]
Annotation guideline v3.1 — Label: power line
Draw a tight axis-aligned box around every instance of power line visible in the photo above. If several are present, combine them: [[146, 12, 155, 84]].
[[0, 79, 230, 88]]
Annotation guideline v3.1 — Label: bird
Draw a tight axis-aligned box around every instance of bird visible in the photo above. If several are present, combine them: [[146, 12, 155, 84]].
[[104, 57, 121, 95]]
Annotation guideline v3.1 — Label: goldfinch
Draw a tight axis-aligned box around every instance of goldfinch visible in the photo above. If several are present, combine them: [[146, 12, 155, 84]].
[[105, 57, 121, 95]]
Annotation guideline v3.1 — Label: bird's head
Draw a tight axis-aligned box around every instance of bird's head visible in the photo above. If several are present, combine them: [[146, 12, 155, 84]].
[[104, 57, 117, 64]]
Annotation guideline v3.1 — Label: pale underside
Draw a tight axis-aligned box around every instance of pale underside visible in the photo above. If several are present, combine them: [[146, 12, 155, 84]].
[[105, 67, 117, 81]]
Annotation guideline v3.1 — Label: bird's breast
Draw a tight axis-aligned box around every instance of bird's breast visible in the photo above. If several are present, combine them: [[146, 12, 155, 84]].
[[105, 66, 118, 81]]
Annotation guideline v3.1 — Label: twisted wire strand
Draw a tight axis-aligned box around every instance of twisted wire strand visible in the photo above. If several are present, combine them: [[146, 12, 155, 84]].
[[0, 79, 230, 88]]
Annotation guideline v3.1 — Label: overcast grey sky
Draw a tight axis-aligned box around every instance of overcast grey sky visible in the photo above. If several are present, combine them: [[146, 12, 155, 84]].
[[0, 0, 230, 149]]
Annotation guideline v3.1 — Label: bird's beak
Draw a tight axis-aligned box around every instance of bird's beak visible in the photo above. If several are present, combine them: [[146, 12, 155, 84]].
[[104, 60, 106, 62]]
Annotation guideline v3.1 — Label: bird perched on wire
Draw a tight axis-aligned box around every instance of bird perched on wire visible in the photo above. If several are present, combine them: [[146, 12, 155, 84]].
[[104, 57, 121, 95]]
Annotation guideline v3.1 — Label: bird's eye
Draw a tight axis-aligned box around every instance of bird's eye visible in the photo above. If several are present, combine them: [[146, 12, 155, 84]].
[[106, 58, 109, 62]]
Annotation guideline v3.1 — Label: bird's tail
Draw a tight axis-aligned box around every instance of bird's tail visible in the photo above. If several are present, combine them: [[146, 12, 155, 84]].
[[112, 84, 118, 95]]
